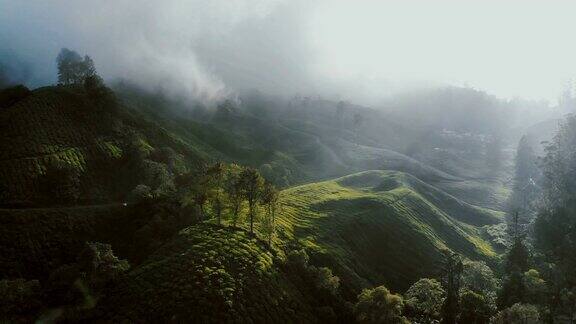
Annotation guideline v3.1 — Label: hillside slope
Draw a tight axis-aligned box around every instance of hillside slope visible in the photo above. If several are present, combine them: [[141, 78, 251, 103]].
[[0, 84, 512, 211], [117, 87, 512, 211], [0, 205, 128, 279], [0, 86, 205, 206], [85, 225, 329, 323], [276, 170, 503, 295], [276, 118, 512, 210], [0, 85, 511, 322]]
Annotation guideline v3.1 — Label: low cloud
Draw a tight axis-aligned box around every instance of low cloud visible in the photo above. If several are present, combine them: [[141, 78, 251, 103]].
[[1, 0, 576, 104]]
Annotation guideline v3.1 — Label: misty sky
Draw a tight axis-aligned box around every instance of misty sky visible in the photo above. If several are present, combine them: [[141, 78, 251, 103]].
[[1, 0, 575, 104]]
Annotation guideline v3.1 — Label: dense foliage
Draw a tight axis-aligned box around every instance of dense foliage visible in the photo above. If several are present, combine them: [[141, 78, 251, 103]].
[[354, 286, 408, 324], [531, 114, 576, 321], [56, 48, 98, 86]]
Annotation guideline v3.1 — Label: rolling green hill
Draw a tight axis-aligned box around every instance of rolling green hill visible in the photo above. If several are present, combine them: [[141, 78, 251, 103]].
[[83, 224, 329, 323], [275, 170, 504, 295], [0, 84, 512, 212], [274, 118, 512, 210], [0, 85, 511, 322], [0, 86, 208, 206]]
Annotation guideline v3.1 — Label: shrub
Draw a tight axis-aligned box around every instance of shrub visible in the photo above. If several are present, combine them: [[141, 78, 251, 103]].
[[522, 269, 547, 305], [44, 242, 130, 308], [354, 285, 409, 324], [312, 266, 340, 295], [490, 303, 539, 324], [459, 289, 495, 324], [404, 278, 445, 322], [462, 260, 500, 297], [77, 242, 130, 290]]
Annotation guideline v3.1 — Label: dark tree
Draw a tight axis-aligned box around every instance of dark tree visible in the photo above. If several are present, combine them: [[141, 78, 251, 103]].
[[498, 211, 531, 308], [354, 285, 408, 324], [534, 116, 576, 288], [224, 164, 244, 226], [76, 242, 130, 291], [83, 55, 96, 77], [540, 115, 576, 206], [404, 278, 445, 323], [57, 48, 98, 85], [508, 136, 539, 223], [187, 167, 211, 220], [260, 182, 280, 245], [207, 162, 225, 225], [497, 272, 525, 309], [458, 289, 493, 324], [239, 167, 264, 234], [506, 212, 530, 274], [57, 48, 82, 85], [491, 303, 540, 324], [84, 74, 106, 98], [440, 251, 463, 324]]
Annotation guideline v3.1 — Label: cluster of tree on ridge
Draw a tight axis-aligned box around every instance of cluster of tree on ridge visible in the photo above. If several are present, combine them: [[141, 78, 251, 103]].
[[56, 48, 98, 87], [173, 162, 280, 245]]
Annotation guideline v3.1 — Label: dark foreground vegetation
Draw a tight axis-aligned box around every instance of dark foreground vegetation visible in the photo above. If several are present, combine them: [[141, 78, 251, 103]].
[[1, 49, 575, 323]]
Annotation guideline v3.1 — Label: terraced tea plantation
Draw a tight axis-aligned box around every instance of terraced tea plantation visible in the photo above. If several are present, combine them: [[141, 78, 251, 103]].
[[0, 205, 129, 279], [276, 170, 504, 295], [0, 86, 205, 205], [0, 84, 514, 323], [86, 225, 319, 323]]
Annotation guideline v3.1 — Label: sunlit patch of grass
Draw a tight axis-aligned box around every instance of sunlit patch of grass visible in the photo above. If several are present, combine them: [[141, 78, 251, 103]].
[[100, 141, 123, 159], [275, 170, 502, 292], [94, 224, 318, 322]]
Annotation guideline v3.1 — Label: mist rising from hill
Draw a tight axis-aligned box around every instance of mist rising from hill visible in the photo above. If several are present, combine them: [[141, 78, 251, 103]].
[[2, 0, 576, 106]]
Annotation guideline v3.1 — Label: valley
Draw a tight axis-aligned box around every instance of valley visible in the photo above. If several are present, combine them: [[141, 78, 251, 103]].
[[0, 81, 520, 322]]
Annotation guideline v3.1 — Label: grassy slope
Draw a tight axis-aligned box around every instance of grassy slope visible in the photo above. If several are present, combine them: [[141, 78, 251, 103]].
[[88, 224, 319, 323], [0, 86, 206, 205], [118, 87, 479, 188], [276, 117, 512, 210], [0, 85, 514, 322], [0, 205, 129, 279], [276, 170, 503, 294], [1, 84, 510, 209]]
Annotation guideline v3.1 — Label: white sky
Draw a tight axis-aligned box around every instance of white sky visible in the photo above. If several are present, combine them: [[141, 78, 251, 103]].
[[306, 0, 576, 101], [1, 0, 575, 102]]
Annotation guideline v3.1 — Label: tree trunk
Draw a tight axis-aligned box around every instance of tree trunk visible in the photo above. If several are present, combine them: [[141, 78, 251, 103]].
[[249, 201, 254, 234]]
